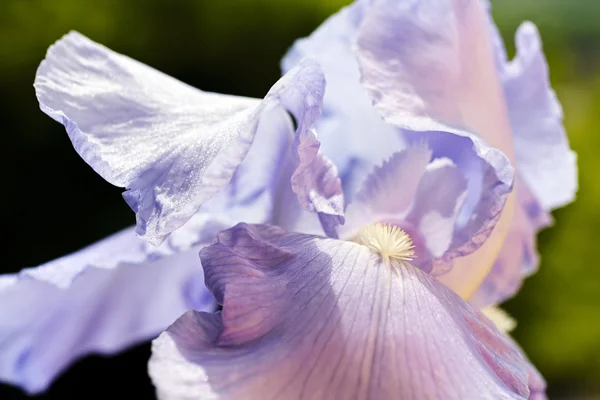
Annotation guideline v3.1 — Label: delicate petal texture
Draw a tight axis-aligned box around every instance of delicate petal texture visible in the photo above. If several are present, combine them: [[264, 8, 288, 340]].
[[0, 228, 213, 394], [149, 223, 529, 399], [405, 158, 468, 272], [342, 145, 468, 275], [483, 306, 547, 399], [354, 0, 518, 297], [342, 131, 512, 279], [36, 31, 327, 245], [286, 70, 345, 236], [500, 22, 577, 210], [0, 109, 298, 394], [356, 0, 514, 160], [341, 144, 432, 236], [282, 1, 404, 199], [354, 144, 432, 218], [470, 179, 552, 307]]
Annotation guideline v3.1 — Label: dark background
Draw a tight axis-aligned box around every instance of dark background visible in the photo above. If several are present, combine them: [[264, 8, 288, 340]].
[[1, 0, 599, 398]]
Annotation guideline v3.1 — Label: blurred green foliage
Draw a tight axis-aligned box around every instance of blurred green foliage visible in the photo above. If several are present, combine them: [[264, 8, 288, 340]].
[[0, 0, 598, 398]]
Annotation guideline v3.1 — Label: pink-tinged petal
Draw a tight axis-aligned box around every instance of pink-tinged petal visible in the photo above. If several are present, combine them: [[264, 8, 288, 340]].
[[354, 0, 518, 298], [470, 179, 552, 307], [0, 227, 214, 394], [282, 1, 404, 199], [149, 223, 529, 399], [355, 0, 514, 161], [35, 32, 327, 245], [501, 22, 577, 210], [483, 306, 548, 399]]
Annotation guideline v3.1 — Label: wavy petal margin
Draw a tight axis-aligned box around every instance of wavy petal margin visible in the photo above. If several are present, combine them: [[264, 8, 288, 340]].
[[149, 223, 529, 399], [35, 32, 338, 245]]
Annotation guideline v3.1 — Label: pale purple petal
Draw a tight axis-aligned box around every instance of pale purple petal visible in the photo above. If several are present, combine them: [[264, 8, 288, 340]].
[[284, 68, 345, 236], [343, 132, 512, 278], [470, 179, 552, 307], [291, 134, 345, 237], [35, 32, 327, 245], [355, 0, 515, 161], [0, 118, 297, 394], [341, 144, 432, 236], [405, 157, 468, 274], [0, 228, 214, 394], [483, 306, 547, 399], [354, 0, 517, 296], [501, 22, 577, 210], [282, 1, 404, 199], [149, 223, 529, 399]]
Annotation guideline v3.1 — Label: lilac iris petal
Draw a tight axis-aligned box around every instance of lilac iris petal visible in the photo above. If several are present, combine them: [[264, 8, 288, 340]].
[[341, 139, 512, 276], [404, 158, 468, 272], [471, 179, 552, 307], [491, 18, 577, 211], [149, 223, 529, 399], [483, 306, 548, 399], [290, 127, 345, 237], [35, 32, 338, 245], [355, 0, 514, 157], [282, 1, 404, 199], [0, 228, 212, 394], [354, 0, 526, 300], [472, 4, 576, 305], [508, 335, 548, 400], [353, 0, 576, 301], [285, 0, 517, 299], [0, 101, 299, 393]]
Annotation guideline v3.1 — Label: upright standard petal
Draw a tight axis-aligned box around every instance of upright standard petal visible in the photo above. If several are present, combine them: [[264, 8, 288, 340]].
[[0, 227, 213, 394], [355, 0, 514, 159], [35, 32, 329, 245], [500, 22, 577, 210], [341, 136, 512, 276], [149, 223, 529, 399], [282, 1, 404, 199], [355, 0, 519, 298]]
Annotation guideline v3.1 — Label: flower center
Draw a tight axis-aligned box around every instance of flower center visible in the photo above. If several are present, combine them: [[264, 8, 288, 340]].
[[352, 223, 415, 265]]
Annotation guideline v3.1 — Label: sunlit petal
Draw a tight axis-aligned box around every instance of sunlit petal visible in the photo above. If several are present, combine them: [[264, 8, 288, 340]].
[[149, 223, 529, 399]]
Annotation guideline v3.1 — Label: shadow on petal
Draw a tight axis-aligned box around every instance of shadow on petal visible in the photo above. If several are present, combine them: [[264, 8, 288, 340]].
[[150, 223, 529, 399]]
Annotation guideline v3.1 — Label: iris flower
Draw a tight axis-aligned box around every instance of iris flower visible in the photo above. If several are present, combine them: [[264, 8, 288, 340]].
[[0, 0, 575, 398]]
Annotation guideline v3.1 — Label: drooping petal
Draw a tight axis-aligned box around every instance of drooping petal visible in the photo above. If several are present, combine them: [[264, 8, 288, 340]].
[[0, 228, 213, 394], [282, 1, 404, 199], [0, 109, 300, 394], [483, 307, 547, 399], [500, 22, 577, 210], [149, 223, 529, 399], [35, 32, 329, 245], [470, 179, 552, 307]]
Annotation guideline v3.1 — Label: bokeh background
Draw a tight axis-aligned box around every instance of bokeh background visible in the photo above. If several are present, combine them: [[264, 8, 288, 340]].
[[0, 0, 598, 398]]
